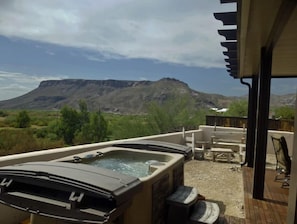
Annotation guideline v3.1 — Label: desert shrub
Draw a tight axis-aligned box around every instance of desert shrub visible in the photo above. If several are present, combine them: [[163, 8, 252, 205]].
[[224, 100, 248, 117], [4, 115, 17, 127], [34, 138, 64, 150], [47, 132, 60, 141], [34, 127, 48, 138], [33, 119, 48, 127], [47, 120, 63, 140], [0, 128, 65, 156], [0, 129, 37, 155], [274, 106, 295, 120], [0, 120, 7, 127], [109, 115, 154, 140], [15, 110, 31, 128], [0, 110, 8, 117], [146, 96, 202, 133]]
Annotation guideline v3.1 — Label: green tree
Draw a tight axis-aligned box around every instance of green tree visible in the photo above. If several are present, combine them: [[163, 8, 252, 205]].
[[274, 106, 295, 119], [110, 115, 152, 139], [147, 101, 174, 133], [60, 106, 80, 145], [76, 100, 91, 143], [170, 96, 200, 129], [58, 102, 109, 144], [47, 120, 63, 141], [89, 111, 108, 142], [0, 110, 8, 117], [73, 102, 108, 144], [146, 96, 201, 133], [225, 100, 248, 117], [15, 110, 31, 128], [78, 100, 90, 128]]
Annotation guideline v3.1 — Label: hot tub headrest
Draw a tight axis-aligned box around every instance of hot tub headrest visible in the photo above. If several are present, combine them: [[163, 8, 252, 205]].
[[113, 140, 192, 161]]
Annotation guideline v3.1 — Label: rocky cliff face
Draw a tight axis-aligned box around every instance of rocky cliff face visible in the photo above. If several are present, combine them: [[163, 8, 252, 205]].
[[0, 78, 237, 113], [38, 79, 150, 89]]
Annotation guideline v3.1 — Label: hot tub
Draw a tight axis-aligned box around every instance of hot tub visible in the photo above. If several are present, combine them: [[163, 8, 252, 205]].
[[0, 145, 185, 224], [57, 147, 185, 224]]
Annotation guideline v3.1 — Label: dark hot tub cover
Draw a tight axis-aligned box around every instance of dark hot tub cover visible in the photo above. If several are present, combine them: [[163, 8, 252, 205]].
[[0, 161, 142, 223], [113, 140, 192, 161]]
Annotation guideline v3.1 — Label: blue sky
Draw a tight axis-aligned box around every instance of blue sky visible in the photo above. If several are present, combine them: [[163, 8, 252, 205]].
[[0, 0, 296, 100]]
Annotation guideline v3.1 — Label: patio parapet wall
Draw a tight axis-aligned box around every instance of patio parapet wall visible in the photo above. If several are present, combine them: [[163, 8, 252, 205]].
[[199, 125, 294, 156], [0, 125, 293, 168], [0, 131, 185, 168], [0, 131, 186, 224]]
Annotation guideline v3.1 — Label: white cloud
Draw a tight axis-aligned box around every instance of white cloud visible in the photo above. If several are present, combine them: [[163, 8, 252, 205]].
[[45, 50, 55, 56], [83, 54, 105, 62], [0, 71, 68, 100], [0, 0, 235, 68]]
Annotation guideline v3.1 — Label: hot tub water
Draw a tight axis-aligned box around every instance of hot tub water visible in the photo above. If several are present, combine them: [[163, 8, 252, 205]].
[[87, 157, 164, 178]]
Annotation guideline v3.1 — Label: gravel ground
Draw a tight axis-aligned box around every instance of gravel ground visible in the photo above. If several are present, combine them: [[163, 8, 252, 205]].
[[184, 156, 245, 218], [183, 153, 277, 219]]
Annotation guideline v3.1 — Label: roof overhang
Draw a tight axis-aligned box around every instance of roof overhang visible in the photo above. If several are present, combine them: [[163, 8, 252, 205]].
[[215, 0, 297, 79]]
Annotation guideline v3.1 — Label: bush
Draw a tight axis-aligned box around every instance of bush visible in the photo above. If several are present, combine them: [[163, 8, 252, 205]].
[[0, 129, 36, 155], [224, 100, 248, 117], [274, 106, 295, 120], [34, 128, 48, 138], [146, 96, 202, 133], [0, 128, 65, 156], [0, 110, 8, 117], [109, 115, 154, 140], [16, 110, 31, 128]]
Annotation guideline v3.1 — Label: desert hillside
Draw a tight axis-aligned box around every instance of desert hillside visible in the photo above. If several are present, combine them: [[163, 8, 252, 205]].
[[0, 78, 293, 114]]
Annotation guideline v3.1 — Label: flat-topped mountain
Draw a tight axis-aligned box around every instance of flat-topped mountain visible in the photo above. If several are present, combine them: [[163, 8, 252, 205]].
[[0, 78, 235, 114]]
